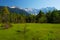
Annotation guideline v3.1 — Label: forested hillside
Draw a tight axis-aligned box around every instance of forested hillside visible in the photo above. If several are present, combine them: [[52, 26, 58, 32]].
[[0, 6, 60, 23]]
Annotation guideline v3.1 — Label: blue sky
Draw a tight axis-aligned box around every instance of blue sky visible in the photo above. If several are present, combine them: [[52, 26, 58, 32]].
[[0, 0, 60, 9]]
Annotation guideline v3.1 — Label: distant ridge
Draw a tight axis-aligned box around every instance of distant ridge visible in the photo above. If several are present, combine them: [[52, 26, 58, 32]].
[[0, 6, 30, 16], [0, 6, 56, 15], [41, 7, 56, 13]]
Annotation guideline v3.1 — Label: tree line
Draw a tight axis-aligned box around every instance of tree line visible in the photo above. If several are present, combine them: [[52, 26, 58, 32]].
[[0, 7, 60, 23]]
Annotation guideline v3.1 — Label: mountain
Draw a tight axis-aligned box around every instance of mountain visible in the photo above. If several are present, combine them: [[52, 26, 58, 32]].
[[0, 6, 30, 16], [23, 7, 56, 15], [41, 7, 56, 13], [9, 6, 30, 16], [23, 8, 40, 15], [9, 6, 40, 15], [0, 6, 56, 15]]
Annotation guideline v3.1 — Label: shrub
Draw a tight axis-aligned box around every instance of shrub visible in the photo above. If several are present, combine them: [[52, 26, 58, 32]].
[[0, 23, 12, 29]]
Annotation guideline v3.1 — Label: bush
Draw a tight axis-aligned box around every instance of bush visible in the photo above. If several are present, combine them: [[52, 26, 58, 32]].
[[0, 23, 12, 29]]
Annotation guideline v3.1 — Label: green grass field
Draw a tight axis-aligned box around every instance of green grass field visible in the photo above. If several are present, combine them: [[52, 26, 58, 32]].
[[0, 23, 60, 40]]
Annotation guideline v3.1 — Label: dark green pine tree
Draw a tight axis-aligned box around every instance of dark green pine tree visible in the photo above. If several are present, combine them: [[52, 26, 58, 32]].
[[36, 10, 47, 23]]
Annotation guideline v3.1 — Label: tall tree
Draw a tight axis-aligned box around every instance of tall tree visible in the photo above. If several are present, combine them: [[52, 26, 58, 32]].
[[36, 10, 47, 23]]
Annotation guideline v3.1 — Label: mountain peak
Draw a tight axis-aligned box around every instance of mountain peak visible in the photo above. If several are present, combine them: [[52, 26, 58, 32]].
[[41, 7, 56, 13], [10, 6, 17, 8]]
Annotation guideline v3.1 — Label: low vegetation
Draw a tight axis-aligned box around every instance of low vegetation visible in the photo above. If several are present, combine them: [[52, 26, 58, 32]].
[[0, 23, 12, 30], [0, 23, 60, 40]]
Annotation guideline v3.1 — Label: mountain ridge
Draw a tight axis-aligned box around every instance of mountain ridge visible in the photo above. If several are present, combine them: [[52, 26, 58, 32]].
[[10, 6, 56, 15], [0, 6, 56, 15]]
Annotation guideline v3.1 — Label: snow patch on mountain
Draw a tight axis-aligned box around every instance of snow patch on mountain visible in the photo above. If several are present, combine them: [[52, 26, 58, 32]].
[[10, 6, 16, 8]]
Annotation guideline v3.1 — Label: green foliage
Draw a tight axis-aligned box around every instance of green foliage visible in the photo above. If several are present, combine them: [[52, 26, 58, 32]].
[[0, 8, 60, 23], [36, 10, 47, 23], [26, 15, 36, 23], [46, 10, 60, 23]]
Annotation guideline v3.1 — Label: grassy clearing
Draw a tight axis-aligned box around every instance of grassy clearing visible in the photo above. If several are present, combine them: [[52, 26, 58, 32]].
[[0, 23, 60, 40]]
